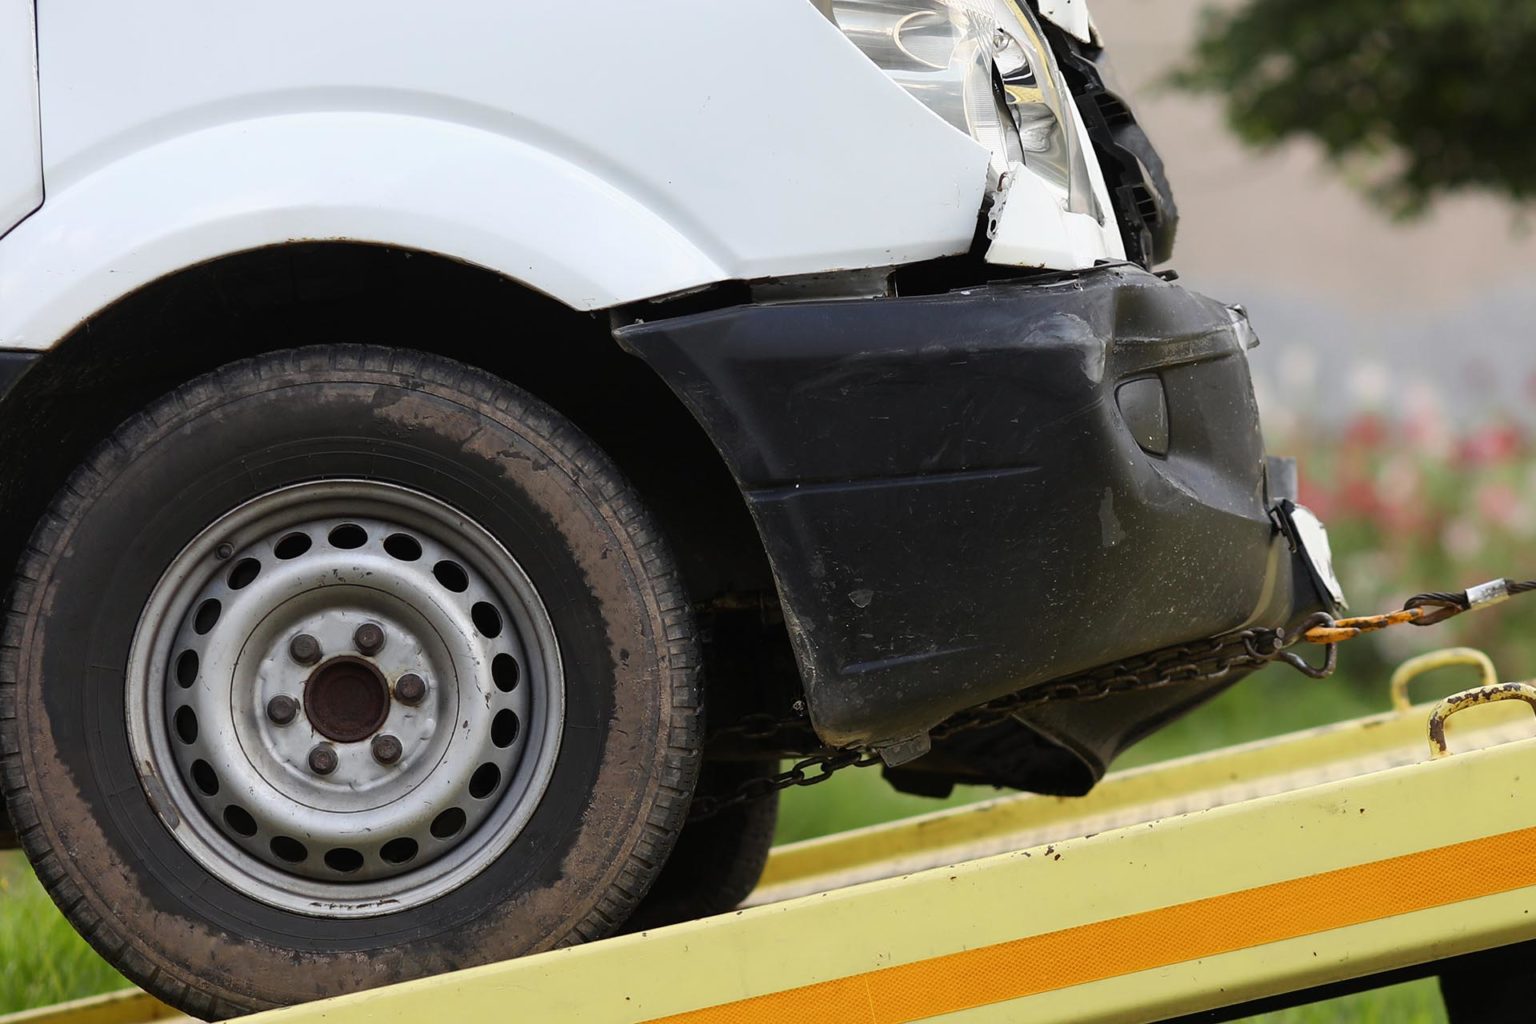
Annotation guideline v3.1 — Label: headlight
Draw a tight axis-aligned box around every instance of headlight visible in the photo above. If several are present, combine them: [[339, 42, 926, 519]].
[[818, 0, 1099, 220]]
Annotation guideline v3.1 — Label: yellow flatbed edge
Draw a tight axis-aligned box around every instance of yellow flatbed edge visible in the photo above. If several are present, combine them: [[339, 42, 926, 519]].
[[10, 693, 1536, 1024]]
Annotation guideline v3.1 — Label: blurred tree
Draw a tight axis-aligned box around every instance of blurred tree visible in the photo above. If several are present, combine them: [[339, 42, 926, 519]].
[[1170, 0, 1536, 217]]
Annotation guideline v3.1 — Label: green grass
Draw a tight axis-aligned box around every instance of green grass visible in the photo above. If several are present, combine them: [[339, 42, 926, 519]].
[[0, 852, 129, 1013], [1244, 980, 1445, 1024]]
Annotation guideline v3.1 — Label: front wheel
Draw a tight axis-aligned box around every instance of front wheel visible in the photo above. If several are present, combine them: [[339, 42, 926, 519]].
[[0, 346, 700, 1018]]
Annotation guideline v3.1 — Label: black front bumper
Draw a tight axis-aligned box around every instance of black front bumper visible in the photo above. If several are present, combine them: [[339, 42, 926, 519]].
[[620, 265, 1329, 780]]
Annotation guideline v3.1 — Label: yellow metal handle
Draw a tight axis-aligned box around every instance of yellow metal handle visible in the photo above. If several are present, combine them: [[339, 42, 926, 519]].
[[1390, 647, 1498, 713], [1427, 682, 1536, 759]]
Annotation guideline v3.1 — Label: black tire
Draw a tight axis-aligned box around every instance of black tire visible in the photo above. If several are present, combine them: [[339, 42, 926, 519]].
[[0, 346, 701, 1018], [622, 760, 779, 932]]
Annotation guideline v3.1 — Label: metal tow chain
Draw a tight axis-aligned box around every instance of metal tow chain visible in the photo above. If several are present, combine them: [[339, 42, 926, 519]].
[[687, 577, 1536, 822]]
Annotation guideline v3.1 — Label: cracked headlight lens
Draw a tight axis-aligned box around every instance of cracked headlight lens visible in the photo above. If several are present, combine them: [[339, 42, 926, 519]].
[[819, 0, 1099, 219]]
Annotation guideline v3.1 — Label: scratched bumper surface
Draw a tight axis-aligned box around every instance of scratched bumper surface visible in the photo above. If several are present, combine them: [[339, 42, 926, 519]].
[[620, 264, 1320, 776]]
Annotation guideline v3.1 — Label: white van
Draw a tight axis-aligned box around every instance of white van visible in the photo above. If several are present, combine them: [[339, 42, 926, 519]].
[[0, 1, 1339, 1016]]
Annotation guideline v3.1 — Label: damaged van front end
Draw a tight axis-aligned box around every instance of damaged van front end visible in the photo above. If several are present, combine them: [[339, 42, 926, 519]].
[[621, 0, 1340, 796], [0, 0, 1351, 1005], [622, 263, 1340, 796]]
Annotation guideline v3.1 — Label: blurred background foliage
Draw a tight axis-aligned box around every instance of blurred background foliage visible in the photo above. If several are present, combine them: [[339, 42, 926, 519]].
[[1171, 0, 1536, 217]]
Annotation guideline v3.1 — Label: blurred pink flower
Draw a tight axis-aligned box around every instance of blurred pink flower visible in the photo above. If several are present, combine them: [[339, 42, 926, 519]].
[[1376, 457, 1420, 506], [1459, 424, 1526, 467], [1475, 481, 1521, 530], [1399, 380, 1453, 461], [1441, 518, 1483, 561], [1339, 474, 1385, 519], [1342, 413, 1389, 451]]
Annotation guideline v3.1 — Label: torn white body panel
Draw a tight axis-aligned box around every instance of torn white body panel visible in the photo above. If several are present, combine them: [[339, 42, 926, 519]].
[[986, 90, 1126, 270], [986, 169, 1122, 269]]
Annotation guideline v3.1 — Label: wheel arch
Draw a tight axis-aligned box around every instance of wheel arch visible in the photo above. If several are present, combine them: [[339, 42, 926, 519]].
[[0, 111, 731, 352], [0, 243, 781, 640]]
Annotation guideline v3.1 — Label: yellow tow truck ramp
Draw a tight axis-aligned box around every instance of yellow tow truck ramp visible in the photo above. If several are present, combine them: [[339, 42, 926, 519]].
[[10, 648, 1536, 1024]]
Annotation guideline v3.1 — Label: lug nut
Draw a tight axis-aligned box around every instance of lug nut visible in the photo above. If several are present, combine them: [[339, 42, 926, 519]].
[[354, 622, 385, 656], [308, 744, 338, 775], [371, 734, 403, 766], [290, 633, 322, 666], [266, 694, 299, 725], [395, 673, 427, 706]]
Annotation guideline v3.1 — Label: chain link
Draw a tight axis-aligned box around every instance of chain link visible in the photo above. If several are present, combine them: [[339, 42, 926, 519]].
[[686, 748, 885, 821], [689, 575, 1536, 821], [688, 616, 1337, 822]]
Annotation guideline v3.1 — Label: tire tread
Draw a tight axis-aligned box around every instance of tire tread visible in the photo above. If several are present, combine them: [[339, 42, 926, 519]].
[[0, 345, 702, 1016]]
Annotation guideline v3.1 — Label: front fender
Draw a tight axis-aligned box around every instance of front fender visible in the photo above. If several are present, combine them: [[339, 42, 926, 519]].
[[0, 113, 727, 350]]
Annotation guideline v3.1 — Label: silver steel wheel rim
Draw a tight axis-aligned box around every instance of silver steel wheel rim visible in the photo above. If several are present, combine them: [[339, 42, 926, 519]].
[[126, 480, 564, 918]]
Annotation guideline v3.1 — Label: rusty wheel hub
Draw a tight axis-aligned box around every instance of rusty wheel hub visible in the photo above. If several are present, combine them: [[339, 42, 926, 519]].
[[305, 657, 391, 743], [126, 480, 563, 917]]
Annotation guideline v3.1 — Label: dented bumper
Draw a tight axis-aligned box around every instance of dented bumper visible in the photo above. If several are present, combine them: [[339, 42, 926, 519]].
[[620, 264, 1331, 777]]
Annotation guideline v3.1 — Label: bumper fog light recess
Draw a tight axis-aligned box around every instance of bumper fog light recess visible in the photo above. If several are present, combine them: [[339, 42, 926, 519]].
[[1116, 376, 1169, 457]]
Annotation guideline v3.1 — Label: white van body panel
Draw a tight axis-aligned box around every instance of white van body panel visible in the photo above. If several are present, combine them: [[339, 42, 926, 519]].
[[0, 114, 733, 349], [987, 171, 1118, 269], [0, 0, 41, 237], [0, 1, 991, 350], [988, 103, 1126, 268]]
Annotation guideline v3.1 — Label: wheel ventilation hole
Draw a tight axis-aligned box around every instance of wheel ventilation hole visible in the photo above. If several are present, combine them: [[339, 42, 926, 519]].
[[430, 808, 466, 839], [492, 709, 519, 748], [327, 523, 367, 549], [325, 848, 364, 873], [193, 599, 222, 635], [274, 532, 312, 559], [432, 560, 469, 593], [491, 654, 519, 692], [174, 706, 199, 744], [469, 762, 502, 799], [383, 533, 422, 561], [190, 759, 220, 796], [223, 805, 258, 838], [380, 837, 419, 864], [227, 558, 261, 589], [270, 836, 309, 863], [471, 602, 503, 639], [175, 650, 199, 688]]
